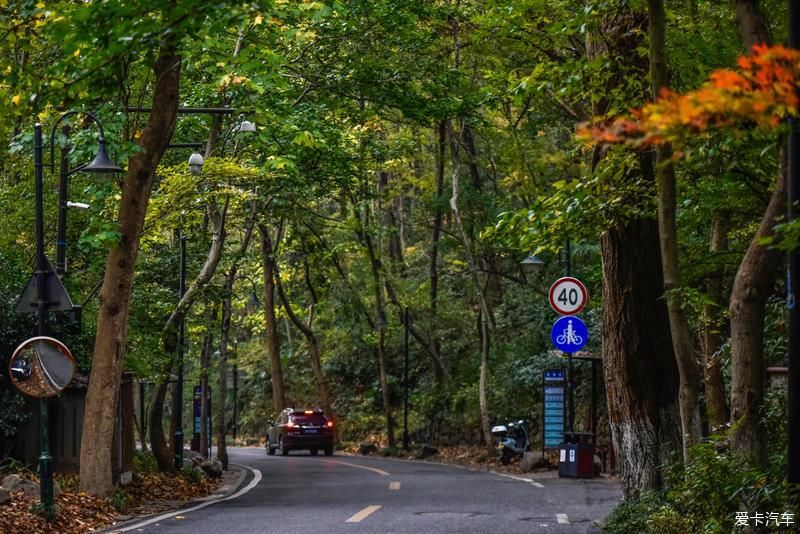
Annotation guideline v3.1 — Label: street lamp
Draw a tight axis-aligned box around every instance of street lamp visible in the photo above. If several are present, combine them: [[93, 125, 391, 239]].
[[30, 111, 121, 515]]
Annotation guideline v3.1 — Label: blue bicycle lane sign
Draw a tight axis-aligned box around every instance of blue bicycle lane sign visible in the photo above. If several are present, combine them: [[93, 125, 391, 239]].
[[551, 316, 588, 353]]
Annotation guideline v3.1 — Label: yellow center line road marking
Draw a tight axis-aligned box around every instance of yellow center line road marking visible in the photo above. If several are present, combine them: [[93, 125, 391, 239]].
[[389, 481, 401, 490], [326, 460, 390, 476], [345, 505, 382, 523]]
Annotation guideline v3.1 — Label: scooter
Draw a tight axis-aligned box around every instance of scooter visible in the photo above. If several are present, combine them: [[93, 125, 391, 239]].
[[491, 420, 531, 465]]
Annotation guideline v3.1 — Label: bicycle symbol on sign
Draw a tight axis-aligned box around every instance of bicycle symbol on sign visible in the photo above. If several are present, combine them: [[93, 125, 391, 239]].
[[556, 319, 583, 346]]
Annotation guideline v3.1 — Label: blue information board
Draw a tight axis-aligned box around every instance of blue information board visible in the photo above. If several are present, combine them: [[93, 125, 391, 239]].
[[542, 369, 565, 448], [550, 315, 588, 353]]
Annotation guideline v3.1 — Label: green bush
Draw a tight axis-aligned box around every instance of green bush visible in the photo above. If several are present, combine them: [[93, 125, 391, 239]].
[[132, 450, 158, 474], [604, 433, 796, 533], [108, 486, 130, 513], [181, 465, 205, 483]]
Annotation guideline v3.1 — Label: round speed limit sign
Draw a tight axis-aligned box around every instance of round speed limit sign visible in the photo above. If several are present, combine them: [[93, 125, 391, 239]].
[[549, 277, 588, 316]]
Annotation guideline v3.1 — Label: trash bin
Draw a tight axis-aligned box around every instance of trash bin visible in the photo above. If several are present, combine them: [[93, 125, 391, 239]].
[[558, 432, 594, 478]]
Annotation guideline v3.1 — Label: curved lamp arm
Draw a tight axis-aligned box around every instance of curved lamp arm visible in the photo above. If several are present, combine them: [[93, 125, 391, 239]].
[[48, 110, 106, 171]]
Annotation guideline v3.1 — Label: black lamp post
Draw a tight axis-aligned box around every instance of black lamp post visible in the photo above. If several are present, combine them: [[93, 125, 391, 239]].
[[31, 111, 121, 514]]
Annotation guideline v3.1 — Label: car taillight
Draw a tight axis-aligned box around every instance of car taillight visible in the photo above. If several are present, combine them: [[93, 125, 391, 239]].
[[304, 410, 314, 414], [327, 421, 334, 428], [286, 421, 295, 428]]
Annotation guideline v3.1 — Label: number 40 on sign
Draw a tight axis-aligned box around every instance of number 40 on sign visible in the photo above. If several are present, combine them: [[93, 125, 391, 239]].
[[549, 277, 588, 316]]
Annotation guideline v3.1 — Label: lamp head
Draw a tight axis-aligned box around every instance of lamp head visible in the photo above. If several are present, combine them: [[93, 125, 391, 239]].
[[188, 152, 204, 176], [520, 254, 545, 269], [82, 138, 123, 173], [239, 120, 256, 133]]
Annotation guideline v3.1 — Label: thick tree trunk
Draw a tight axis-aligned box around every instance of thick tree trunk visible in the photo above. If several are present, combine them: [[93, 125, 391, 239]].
[[700, 215, 731, 429], [80, 41, 181, 497], [259, 223, 286, 415], [148, 382, 173, 472], [648, 0, 701, 457], [601, 216, 683, 497], [728, 0, 779, 467], [730, 149, 786, 466], [733, 0, 771, 50]]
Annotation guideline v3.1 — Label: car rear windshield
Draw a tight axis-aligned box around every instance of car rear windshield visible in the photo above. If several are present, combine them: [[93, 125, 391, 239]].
[[290, 413, 327, 426]]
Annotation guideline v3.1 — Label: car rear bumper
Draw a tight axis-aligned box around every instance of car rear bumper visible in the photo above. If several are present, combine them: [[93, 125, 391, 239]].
[[284, 434, 333, 449]]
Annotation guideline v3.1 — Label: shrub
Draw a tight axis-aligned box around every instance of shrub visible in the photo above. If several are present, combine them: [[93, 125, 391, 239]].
[[604, 432, 796, 533], [108, 486, 130, 513], [132, 450, 158, 474]]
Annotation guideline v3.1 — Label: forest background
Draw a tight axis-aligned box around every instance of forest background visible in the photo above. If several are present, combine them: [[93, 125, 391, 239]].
[[0, 0, 795, 531]]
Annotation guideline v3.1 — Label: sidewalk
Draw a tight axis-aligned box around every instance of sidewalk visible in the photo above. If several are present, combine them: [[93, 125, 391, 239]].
[[100, 464, 249, 533]]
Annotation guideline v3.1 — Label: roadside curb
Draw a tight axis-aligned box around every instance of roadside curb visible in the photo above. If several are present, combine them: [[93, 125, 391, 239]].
[[99, 463, 251, 533]]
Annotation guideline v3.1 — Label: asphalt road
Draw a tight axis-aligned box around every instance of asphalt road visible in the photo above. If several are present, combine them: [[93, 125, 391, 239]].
[[119, 447, 621, 533]]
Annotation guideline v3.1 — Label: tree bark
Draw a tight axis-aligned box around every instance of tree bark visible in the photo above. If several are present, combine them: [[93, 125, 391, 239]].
[[80, 40, 181, 497], [215, 207, 255, 469], [162, 198, 229, 354], [148, 382, 172, 472], [356, 202, 395, 448], [648, 0, 701, 458], [729, 149, 786, 467], [601, 215, 683, 497], [448, 122, 493, 449], [216, 272, 233, 469], [733, 0, 771, 51], [259, 223, 286, 415], [728, 0, 779, 467], [701, 214, 730, 429], [199, 323, 213, 459]]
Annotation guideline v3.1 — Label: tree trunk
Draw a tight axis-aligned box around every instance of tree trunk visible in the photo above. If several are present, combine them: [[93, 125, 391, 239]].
[[80, 40, 181, 497], [216, 271, 233, 469], [148, 381, 173, 472], [448, 122, 493, 449], [733, 0, 771, 51], [214, 208, 255, 469], [730, 149, 786, 466], [601, 215, 683, 497], [259, 223, 286, 415], [648, 0, 701, 458], [274, 259, 338, 442], [199, 323, 213, 459], [357, 201, 395, 448], [162, 198, 229, 354], [429, 121, 446, 369], [728, 0, 779, 467], [700, 214, 730, 429]]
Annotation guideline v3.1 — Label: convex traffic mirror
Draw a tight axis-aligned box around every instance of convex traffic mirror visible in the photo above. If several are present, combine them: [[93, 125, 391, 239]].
[[9, 337, 75, 398]]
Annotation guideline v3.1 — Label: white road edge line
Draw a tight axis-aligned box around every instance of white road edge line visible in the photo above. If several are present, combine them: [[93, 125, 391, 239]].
[[345, 505, 382, 523], [326, 460, 390, 476], [389, 481, 401, 490], [491, 471, 544, 488], [557, 513, 570, 524], [114, 465, 263, 532]]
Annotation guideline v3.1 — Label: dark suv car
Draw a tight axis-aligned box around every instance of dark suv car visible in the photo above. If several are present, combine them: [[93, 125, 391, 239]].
[[267, 408, 334, 456]]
